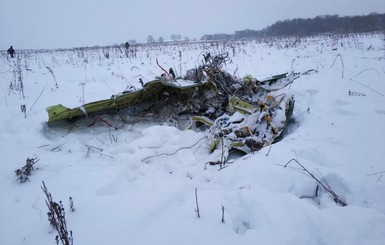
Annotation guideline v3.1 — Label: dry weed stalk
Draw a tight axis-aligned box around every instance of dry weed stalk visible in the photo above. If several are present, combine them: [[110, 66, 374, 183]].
[[41, 181, 73, 245], [285, 158, 347, 207], [331, 54, 345, 78], [195, 188, 200, 218]]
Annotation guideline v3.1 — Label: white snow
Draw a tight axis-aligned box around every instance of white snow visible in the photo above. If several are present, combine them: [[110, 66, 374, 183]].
[[1, 34, 385, 245]]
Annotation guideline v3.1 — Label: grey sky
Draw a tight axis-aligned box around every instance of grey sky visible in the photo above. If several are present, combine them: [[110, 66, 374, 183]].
[[1, 0, 384, 50]]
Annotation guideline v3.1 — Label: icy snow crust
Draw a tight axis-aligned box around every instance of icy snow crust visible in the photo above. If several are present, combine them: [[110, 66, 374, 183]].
[[1, 34, 385, 244]]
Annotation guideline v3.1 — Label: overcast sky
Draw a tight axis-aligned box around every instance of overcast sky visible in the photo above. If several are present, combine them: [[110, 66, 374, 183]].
[[1, 0, 384, 50]]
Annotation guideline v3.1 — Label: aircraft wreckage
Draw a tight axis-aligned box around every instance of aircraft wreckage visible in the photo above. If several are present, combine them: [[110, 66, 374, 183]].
[[46, 52, 299, 161]]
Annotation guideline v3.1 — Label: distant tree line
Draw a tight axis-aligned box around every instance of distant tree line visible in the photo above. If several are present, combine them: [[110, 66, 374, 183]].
[[201, 13, 385, 41], [145, 34, 193, 44]]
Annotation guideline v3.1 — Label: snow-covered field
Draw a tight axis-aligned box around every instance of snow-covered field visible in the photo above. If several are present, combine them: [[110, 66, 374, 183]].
[[1, 34, 385, 245]]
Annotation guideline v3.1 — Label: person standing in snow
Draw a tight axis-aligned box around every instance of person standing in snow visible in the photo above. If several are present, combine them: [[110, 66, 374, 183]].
[[124, 42, 130, 58], [7, 46, 15, 58]]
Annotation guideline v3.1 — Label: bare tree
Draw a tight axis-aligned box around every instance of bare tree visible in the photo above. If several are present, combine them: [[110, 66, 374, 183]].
[[147, 35, 155, 43]]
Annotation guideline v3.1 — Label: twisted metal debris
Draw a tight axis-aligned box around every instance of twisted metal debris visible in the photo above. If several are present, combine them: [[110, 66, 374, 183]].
[[45, 52, 299, 159]]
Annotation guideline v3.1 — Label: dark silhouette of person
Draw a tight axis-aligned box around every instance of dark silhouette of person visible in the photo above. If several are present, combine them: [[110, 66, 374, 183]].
[[125, 42, 129, 50], [7, 46, 15, 58]]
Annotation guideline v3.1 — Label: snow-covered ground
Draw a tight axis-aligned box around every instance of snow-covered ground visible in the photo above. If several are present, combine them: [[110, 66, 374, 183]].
[[1, 34, 385, 245]]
